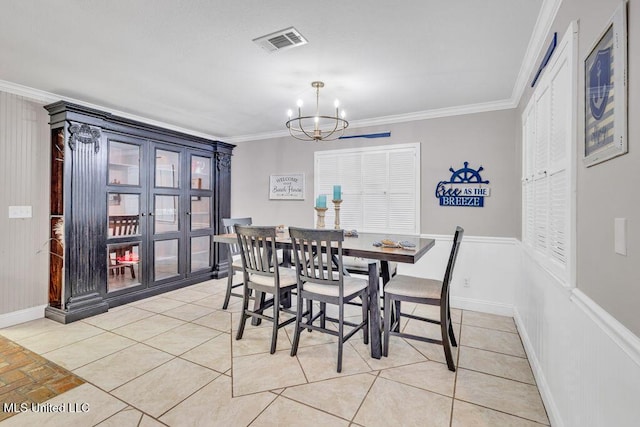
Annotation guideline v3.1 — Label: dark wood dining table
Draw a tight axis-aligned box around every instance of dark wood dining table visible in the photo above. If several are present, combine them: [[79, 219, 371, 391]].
[[213, 231, 435, 359]]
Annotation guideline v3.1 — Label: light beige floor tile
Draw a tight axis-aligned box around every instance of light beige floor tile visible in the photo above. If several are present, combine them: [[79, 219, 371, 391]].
[[192, 293, 238, 310], [411, 304, 462, 324], [81, 306, 155, 330], [452, 400, 547, 427], [294, 342, 371, 382], [193, 310, 232, 332], [18, 322, 104, 354], [160, 374, 275, 427], [161, 303, 215, 322], [283, 322, 338, 348], [351, 337, 426, 370], [139, 414, 166, 426], [112, 314, 185, 341], [232, 349, 307, 396], [95, 406, 143, 426], [163, 288, 211, 303], [400, 319, 460, 366], [112, 358, 218, 418], [134, 297, 186, 313], [251, 396, 349, 427], [460, 325, 526, 357], [180, 333, 231, 373], [354, 377, 452, 427], [462, 310, 517, 333], [43, 332, 136, 370], [458, 346, 535, 384], [455, 369, 549, 424], [189, 278, 227, 294], [379, 360, 455, 396], [0, 317, 66, 341], [74, 343, 174, 391], [144, 322, 221, 355], [282, 373, 374, 420], [232, 324, 291, 357], [1, 383, 126, 427]]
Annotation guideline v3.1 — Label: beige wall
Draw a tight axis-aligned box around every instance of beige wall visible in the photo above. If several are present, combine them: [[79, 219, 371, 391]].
[[517, 0, 640, 336], [0, 92, 49, 317], [231, 108, 520, 238]]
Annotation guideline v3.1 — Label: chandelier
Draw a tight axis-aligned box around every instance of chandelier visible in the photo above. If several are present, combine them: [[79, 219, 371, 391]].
[[286, 81, 349, 141]]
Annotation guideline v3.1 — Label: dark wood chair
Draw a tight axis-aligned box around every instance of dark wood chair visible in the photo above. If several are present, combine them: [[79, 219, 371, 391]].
[[235, 225, 297, 354], [108, 215, 140, 278], [221, 217, 253, 309], [289, 227, 369, 373], [383, 226, 464, 371]]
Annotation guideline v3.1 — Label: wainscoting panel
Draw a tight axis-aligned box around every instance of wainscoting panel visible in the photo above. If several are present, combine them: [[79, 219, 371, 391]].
[[516, 249, 640, 427], [397, 234, 519, 316], [0, 91, 49, 326]]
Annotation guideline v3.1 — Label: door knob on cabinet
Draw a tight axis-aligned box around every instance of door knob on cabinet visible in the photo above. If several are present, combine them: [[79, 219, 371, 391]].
[[149, 212, 154, 216], [186, 212, 192, 216]]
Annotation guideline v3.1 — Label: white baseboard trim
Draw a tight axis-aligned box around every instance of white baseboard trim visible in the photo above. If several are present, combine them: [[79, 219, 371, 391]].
[[0, 305, 46, 329], [420, 234, 519, 245], [571, 289, 640, 368], [513, 307, 564, 427], [451, 296, 514, 317]]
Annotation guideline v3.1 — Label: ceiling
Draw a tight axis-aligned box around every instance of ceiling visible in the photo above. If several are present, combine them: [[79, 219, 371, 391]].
[[0, 0, 544, 142]]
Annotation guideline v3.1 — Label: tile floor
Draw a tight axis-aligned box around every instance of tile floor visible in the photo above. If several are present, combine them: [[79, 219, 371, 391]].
[[0, 278, 549, 426]]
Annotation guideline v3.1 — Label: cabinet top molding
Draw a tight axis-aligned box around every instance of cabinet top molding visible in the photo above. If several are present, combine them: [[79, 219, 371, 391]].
[[44, 100, 235, 152]]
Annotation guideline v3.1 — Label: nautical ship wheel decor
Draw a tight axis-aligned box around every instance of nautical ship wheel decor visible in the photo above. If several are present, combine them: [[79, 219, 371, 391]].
[[435, 161, 491, 207]]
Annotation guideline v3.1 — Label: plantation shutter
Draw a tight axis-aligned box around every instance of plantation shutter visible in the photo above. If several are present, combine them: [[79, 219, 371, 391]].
[[315, 143, 420, 234], [521, 25, 574, 284]]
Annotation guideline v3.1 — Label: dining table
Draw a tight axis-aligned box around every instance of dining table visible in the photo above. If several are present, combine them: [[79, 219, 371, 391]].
[[213, 230, 435, 359]]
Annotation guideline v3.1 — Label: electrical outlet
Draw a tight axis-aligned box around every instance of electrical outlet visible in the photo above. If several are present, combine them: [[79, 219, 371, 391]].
[[463, 278, 471, 288]]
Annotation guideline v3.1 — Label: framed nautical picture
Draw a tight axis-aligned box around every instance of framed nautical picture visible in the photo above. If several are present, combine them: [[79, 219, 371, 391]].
[[584, 1, 627, 167], [269, 173, 305, 200]]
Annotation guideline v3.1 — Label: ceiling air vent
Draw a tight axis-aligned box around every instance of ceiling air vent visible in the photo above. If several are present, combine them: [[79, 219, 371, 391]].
[[253, 27, 308, 53]]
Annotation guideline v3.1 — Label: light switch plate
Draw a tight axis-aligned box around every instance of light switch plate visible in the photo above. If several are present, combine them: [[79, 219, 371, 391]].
[[614, 218, 627, 256], [8, 205, 32, 218]]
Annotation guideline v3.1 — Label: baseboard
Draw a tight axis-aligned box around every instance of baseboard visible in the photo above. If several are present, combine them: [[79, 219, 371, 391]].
[[450, 296, 514, 317], [0, 305, 46, 329], [513, 307, 564, 427]]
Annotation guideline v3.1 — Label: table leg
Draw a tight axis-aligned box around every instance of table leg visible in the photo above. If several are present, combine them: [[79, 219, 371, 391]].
[[368, 262, 382, 359]]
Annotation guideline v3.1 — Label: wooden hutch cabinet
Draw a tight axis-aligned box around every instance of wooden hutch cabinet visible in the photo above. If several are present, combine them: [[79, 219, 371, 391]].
[[44, 101, 234, 323]]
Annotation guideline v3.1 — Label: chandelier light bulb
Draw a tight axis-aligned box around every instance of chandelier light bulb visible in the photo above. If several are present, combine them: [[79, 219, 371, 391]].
[[314, 116, 319, 124], [287, 109, 293, 118], [296, 99, 303, 108], [341, 110, 346, 119], [334, 99, 340, 108]]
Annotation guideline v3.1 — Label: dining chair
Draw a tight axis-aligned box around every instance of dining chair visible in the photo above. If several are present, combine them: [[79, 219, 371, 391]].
[[235, 225, 297, 354], [382, 226, 464, 371], [221, 217, 252, 309], [289, 227, 369, 373]]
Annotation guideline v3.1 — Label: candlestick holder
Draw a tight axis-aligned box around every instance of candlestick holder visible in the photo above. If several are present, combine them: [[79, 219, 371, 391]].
[[332, 199, 343, 229], [315, 207, 328, 229]]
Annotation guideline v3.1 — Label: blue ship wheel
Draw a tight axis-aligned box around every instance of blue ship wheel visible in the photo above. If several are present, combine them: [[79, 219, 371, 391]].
[[448, 162, 490, 184]]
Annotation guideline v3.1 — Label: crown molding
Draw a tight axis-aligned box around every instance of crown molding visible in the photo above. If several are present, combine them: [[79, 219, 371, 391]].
[[226, 98, 516, 143], [0, 79, 224, 142], [511, 0, 564, 106]]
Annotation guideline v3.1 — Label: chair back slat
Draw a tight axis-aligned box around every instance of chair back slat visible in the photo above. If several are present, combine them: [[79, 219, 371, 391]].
[[222, 217, 252, 256], [289, 227, 345, 295], [235, 225, 278, 283]]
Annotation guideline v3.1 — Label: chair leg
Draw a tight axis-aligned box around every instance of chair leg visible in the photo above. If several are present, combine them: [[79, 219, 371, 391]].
[[383, 293, 392, 357], [361, 290, 369, 345], [236, 283, 251, 340], [291, 294, 304, 357], [440, 303, 456, 372], [447, 298, 457, 347], [393, 300, 401, 332], [222, 269, 234, 309], [270, 292, 280, 354], [337, 302, 344, 373], [320, 302, 326, 329], [307, 299, 314, 332]]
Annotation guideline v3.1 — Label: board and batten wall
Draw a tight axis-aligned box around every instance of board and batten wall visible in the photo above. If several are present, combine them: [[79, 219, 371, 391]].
[[514, 0, 640, 426], [0, 92, 50, 327]]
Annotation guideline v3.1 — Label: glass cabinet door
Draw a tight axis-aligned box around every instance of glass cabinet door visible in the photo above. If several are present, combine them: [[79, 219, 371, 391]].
[[188, 153, 213, 273]]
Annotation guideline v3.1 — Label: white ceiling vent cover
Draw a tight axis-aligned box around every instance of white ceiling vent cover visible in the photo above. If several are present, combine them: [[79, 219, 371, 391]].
[[253, 27, 308, 53]]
